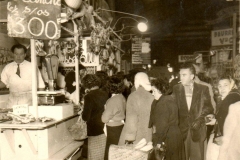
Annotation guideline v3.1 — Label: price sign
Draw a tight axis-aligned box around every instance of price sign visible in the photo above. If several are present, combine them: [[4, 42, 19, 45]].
[[7, 0, 61, 40], [13, 104, 29, 115]]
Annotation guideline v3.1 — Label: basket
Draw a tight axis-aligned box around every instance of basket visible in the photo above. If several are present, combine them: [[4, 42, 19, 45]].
[[109, 145, 148, 160]]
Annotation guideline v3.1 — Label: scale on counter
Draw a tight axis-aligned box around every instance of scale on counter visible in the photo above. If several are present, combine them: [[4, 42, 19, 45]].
[[37, 55, 65, 105]]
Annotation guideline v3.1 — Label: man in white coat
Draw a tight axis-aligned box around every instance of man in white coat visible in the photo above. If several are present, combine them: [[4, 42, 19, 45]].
[[0, 44, 45, 108]]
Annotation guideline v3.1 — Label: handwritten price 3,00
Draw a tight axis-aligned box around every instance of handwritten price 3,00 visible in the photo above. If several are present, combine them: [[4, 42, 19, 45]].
[[7, 2, 60, 39]]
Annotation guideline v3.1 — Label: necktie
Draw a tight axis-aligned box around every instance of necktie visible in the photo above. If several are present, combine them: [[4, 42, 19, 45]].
[[16, 64, 20, 77]]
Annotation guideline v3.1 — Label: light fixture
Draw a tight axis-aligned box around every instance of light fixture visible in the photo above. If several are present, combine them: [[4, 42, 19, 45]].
[[137, 22, 148, 32], [97, 8, 148, 32]]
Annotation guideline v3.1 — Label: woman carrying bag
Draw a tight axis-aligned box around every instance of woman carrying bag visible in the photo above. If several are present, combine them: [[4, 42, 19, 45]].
[[149, 78, 185, 160]]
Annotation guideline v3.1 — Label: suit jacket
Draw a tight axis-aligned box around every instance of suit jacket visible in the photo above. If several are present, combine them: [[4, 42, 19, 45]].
[[172, 82, 214, 142]]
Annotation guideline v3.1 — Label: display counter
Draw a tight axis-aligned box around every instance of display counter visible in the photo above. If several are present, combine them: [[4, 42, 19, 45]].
[[0, 114, 84, 160]]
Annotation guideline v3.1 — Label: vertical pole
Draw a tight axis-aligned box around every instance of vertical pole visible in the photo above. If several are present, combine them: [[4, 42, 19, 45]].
[[75, 55, 79, 105], [233, 13, 237, 62], [30, 39, 38, 118], [72, 19, 79, 105]]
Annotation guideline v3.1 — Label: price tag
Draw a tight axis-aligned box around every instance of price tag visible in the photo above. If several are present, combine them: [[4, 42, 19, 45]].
[[7, 0, 61, 40], [12, 104, 29, 115]]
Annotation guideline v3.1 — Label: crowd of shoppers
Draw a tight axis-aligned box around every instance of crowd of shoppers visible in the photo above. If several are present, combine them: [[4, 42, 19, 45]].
[[79, 62, 240, 160]]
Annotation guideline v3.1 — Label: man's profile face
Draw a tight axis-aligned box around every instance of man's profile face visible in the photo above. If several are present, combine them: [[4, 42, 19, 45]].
[[180, 68, 194, 85], [13, 48, 26, 64]]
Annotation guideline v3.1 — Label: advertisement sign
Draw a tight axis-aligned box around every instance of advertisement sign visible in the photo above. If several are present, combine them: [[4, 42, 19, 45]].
[[7, 0, 61, 40], [178, 55, 196, 62], [211, 28, 234, 46], [131, 36, 151, 64]]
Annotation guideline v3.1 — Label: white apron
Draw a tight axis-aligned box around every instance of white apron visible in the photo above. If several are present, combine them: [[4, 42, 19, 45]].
[[7, 74, 32, 108]]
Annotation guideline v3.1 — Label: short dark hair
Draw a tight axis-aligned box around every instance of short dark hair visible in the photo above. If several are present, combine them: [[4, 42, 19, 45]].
[[11, 44, 27, 53], [219, 74, 233, 82], [151, 78, 169, 95], [180, 63, 196, 75], [107, 76, 125, 94], [95, 71, 109, 88], [82, 74, 101, 89]]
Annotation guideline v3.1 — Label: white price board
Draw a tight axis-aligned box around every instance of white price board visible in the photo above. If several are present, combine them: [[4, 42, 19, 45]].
[[13, 104, 29, 115]]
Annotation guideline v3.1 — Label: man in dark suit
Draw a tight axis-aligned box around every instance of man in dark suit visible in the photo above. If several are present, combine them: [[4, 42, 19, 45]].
[[172, 63, 214, 160]]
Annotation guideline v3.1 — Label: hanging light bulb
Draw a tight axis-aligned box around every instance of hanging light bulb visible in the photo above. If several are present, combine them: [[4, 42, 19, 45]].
[[137, 22, 148, 32]]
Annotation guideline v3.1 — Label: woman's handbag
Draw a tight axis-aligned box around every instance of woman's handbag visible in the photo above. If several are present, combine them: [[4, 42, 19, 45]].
[[68, 112, 87, 141], [148, 142, 167, 160]]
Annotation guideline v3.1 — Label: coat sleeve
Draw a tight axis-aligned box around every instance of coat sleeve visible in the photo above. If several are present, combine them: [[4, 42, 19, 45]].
[[124, 95, 138, 141], [153, 98, 171, 145], [82, 95, 93, 122], [101, 98, 117, 123], [197, 86, 214, 121]]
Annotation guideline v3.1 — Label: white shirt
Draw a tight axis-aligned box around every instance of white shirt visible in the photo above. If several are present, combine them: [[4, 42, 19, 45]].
[[1, 60, 45, 92]]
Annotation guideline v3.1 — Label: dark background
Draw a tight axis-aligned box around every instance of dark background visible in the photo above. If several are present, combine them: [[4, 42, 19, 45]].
[[114, 0, 238, 69]]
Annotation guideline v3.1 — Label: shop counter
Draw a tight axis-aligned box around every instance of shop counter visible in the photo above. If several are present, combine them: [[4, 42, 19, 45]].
[[0, 114, 84, 160]]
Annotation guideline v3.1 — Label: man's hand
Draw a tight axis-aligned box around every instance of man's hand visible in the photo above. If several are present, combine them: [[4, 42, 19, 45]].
[[205, 114, 216, 125], [213, 136, 223, 145]]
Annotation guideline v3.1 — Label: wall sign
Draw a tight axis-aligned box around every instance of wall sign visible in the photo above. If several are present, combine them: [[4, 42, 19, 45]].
[[211, 28, 239, 46], [131, 36, 151, 64], [178, 55, 196, 62], [80, 37, 99, 66], [7, 0, 61, 40]]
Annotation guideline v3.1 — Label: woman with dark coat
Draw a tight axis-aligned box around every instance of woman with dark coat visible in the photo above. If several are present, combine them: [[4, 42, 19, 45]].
[[82, 74, 109, 160], [149, 78, 185, 160]]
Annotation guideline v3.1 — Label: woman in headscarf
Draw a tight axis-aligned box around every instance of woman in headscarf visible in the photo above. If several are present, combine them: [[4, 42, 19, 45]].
[[118, 72, 154, 145], [206, 75, 240, 160], [82, 74, 109, 160]]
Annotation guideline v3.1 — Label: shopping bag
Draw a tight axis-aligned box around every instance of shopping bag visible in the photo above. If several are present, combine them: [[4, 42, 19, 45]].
[[109, 145, 148, 160], [68, 114, 87, 141], [147, 142, 167, 160]]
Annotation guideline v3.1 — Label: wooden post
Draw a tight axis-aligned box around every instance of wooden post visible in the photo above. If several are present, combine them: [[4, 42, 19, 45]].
[[75, 55, 79, 105], [72, 19, 79, 105], [30, 39, 38, 118]]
